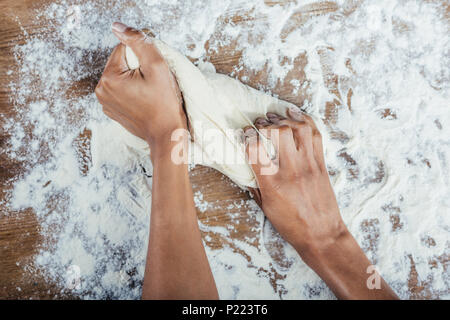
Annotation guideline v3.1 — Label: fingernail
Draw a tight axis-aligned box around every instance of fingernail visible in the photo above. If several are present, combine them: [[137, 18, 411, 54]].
[[244, 127, 257, 138], [267, 112, 282, 123], [112, 22, 128, 33], [255, 118, 269, 126], [288, 106, 304, 121]]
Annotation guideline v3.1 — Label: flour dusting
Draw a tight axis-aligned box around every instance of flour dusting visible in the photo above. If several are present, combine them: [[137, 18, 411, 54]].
[[2, 0, 449, 299]]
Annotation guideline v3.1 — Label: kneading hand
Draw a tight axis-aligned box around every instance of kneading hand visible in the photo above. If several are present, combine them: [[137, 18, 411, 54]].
[[244, 108, 398, 299], [95, 22, 187, 153], [244, 108, 346, 257]]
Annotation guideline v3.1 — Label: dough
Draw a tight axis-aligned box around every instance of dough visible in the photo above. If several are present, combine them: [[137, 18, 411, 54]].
[[122, 40, 296, 188]]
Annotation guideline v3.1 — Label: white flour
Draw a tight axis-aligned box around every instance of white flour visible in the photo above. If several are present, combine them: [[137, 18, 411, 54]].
[[3, 0, 449, 299]]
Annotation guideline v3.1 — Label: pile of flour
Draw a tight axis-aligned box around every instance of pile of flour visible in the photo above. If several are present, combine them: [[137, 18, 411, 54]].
[[3, 0, 449, 299]]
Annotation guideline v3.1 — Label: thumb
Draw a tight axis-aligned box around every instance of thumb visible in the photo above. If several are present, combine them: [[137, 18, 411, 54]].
[[111, 22, 164, 70]]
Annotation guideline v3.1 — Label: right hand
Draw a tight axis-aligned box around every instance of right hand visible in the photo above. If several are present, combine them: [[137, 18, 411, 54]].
[[244, 107, 348, 260], [95, 22, 187, 153], [244, 111, 399, 300]]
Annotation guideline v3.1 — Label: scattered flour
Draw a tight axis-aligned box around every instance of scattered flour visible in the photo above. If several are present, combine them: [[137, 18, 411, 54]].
[[2, 0, 449, 299]]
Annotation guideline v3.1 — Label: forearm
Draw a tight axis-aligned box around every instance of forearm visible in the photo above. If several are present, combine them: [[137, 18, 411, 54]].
[[299, 230, 398, 300], [142, 142, 218, 299]]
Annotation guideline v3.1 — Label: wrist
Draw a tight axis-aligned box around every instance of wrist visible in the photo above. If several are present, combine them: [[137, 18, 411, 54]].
[[296, 227, 370, 282], [294, 227, 396, 299], [147, 128, 189, 165], [294, 224, 353, 267]]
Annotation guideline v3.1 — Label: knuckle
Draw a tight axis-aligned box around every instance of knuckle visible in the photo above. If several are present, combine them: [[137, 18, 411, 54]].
[[302, 113, 314, 122], [153, 53, 165, 64], [130, 29, 145, 40], [149, 55, 166, 69], [278, 124, 291, 134], [125, 31, 145, 46], [299, 123, 312, 134], [100, 74, 111, 86], [295, 123, 312, 139], [278, 119, 297, 129], [313, 130, 322, 139]]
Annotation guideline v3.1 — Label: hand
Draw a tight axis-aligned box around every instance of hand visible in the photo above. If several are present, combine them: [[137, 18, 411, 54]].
[[244, 107, 347, 260], [95, 22, 187, 153]]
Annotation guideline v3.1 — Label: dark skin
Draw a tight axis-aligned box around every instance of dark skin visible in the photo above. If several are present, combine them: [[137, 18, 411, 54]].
[[96, 22, 399, 300]]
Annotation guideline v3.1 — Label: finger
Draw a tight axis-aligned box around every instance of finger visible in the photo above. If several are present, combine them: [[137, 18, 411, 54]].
[[271, 124, 297, 164], [267, 118, 301, 150], [294, 122, 316, 164], [287, 106, 325, 169], [274, 118, 316, 165], [286, 106, 305, 122], [103, 43, 129, 75], [275, 109, 315, 156], [96, 79, 137, 122], [266, 112, 302, 154], [287, 106, 320, 134], [244, 127, 273, 175], [266, 112, 285, 124], [253, 125, 277, 160], [259, 123, 294, 152], [111, 22, 165, 69], [244, 127, 260, 173], [254, 118, 274, 159], [254, 117, 271, 129], [312, 131, 326, 171], [257, 124, 297, 171]]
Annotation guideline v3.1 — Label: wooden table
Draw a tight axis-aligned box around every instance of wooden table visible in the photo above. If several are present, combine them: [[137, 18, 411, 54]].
[[0, 0, 437, 299]]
